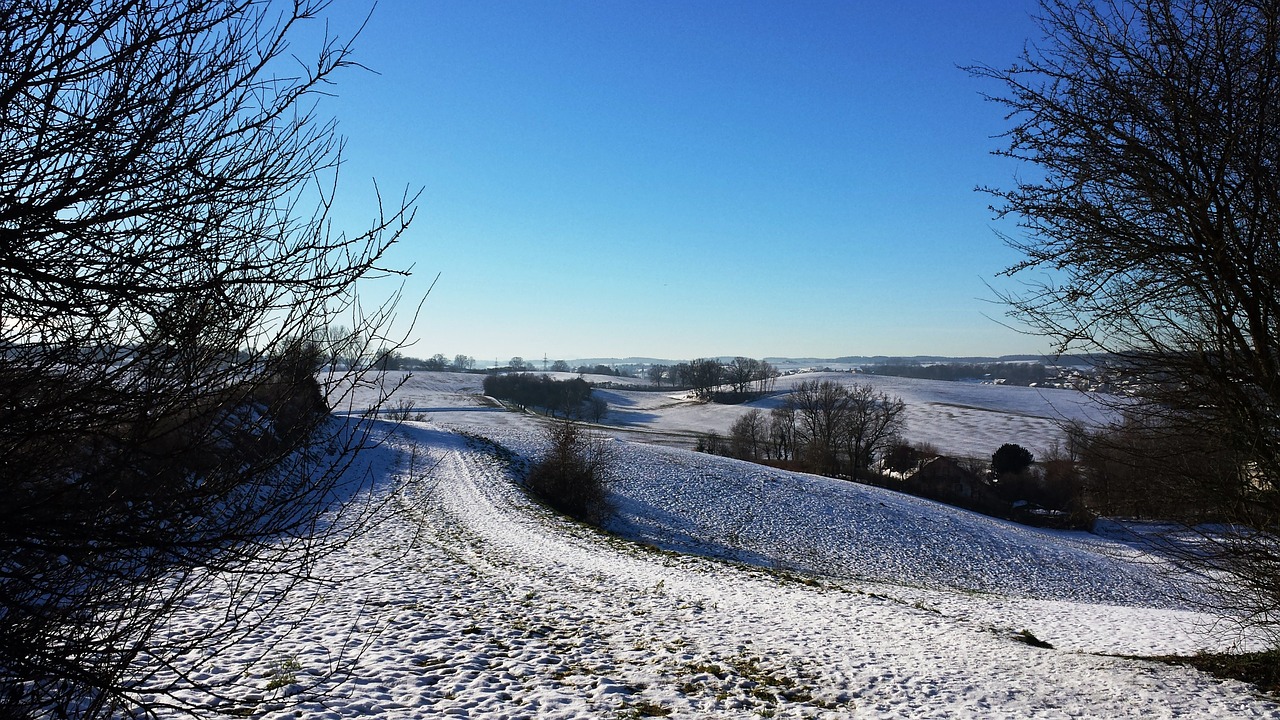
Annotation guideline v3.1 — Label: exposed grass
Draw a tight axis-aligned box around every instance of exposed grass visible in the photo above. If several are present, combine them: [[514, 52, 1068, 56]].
[[628, 700, 673, 717], [263, 655, 302, 691], [1012, 629, 1054, 649], [1141, 650, 1280, 696]]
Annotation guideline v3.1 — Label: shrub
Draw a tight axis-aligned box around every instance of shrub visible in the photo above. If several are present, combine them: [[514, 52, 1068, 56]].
[[525, 421, 615, 525], [992, 443, 1034, 476], [883, 443, 921, 474]]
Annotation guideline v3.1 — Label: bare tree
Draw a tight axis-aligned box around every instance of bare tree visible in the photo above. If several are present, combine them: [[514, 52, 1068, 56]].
[[316, 325, 366, 369], [671, 362, 693, 389], [782, 380, 905, 478], [688, 358, 724, 400], [754, 360, 780, 394], [787, 380, 849, 475], [769, 404, 798, 463], [972, 0, 1280, 640], [840, 383, 906, 480], [0, 1, 417, 716], [729, 408, 769, 461], [588, 394, 609, 423], [726, 356, 761, 395], [647, 363, 668, 387]]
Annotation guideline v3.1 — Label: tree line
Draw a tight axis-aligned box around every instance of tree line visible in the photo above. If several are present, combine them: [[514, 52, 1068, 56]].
[[713, 380, 906, 481], [647, 357, 780, 401], [483, 373, 609, 421], [863, 361, 1047, 386]]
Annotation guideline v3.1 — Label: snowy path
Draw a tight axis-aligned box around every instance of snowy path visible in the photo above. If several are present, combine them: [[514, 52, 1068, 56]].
[[186, 420, 1280, 719]]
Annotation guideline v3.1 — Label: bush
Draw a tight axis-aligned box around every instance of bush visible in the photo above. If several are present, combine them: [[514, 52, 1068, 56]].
[[883, 443, 921, 474], [992, 443, 1034, 476], [525, 421, 615, 525]]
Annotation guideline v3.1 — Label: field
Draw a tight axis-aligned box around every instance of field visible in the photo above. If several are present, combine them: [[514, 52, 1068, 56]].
[[160, 370, 1278, 718]]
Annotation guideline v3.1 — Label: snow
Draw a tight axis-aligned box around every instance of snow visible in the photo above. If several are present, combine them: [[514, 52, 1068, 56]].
[[152, 372, 1278, 718], [336, 369, 1113, 459]]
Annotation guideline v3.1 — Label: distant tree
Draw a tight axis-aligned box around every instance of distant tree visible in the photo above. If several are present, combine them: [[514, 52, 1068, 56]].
[[783, 380, 905, 478], [452, 354, 475, 371], [688, 358, 724, 400], [647, 364, 668, 387], [1073, 415, 1227, 520], [551, 360, 571, 373], [729, 409, 769, 461], [696, 430, 724, 455], [672, 362, 693, 388], [552, 377, 592, 418], [992, 443, 1034, 476], [884, 443, 922, 474], [587, 395, 609, 423], [840, 384, 907, 479], [425, 353, 449, 371], [726, 357, 761, 395], [754, 360, 780, 394], [484, 373, 592, 418], [509, 356, 527, 371], [769, 405, 798, 462], [376, 347, 404, 371], [787, 380, 849, 475], [316, 324, 363, 369]]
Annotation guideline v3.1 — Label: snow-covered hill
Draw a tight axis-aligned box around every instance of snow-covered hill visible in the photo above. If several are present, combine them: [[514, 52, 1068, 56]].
[[335, 369, 1113, 458], [155, 374, 1278, 718]]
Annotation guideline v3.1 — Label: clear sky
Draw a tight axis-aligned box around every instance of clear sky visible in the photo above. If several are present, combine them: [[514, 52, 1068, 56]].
[[315, 0, 1049, 363]]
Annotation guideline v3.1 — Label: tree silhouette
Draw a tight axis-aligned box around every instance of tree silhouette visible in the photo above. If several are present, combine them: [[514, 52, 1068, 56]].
[[973, 0, 1280, 641], [992, 444, 1034, 476], [0, 1, 417, 715]]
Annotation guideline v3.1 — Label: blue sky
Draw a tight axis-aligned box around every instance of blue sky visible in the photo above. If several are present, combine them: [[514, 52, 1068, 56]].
[[316, 1, 1047, 363]]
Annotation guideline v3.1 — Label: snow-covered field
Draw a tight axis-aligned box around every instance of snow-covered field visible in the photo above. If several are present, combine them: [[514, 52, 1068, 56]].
[[159, 371, 1278, 718], [335, 368, 1112, 459]]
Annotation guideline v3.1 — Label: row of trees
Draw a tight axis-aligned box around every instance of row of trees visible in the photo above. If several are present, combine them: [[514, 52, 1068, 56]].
[[1048, 418, 1238, 523], [419, 353, 477, 371], [864, 361, 1047, 386], [483, 374, 608, 421], [721, 380, 906, 480], [648, 357, 780, 400], [492, 358, 630, 376]]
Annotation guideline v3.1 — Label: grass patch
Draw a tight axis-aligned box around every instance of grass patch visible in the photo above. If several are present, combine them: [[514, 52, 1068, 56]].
[[1141, 650, 1280, 696], [629, 700, 673, 717], [263, 655, 302, 691], [1012, 629, 1053, 649]]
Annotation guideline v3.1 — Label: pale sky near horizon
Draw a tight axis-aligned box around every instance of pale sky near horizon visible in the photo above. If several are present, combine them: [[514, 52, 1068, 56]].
[[315, 0, 1050, 363]]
